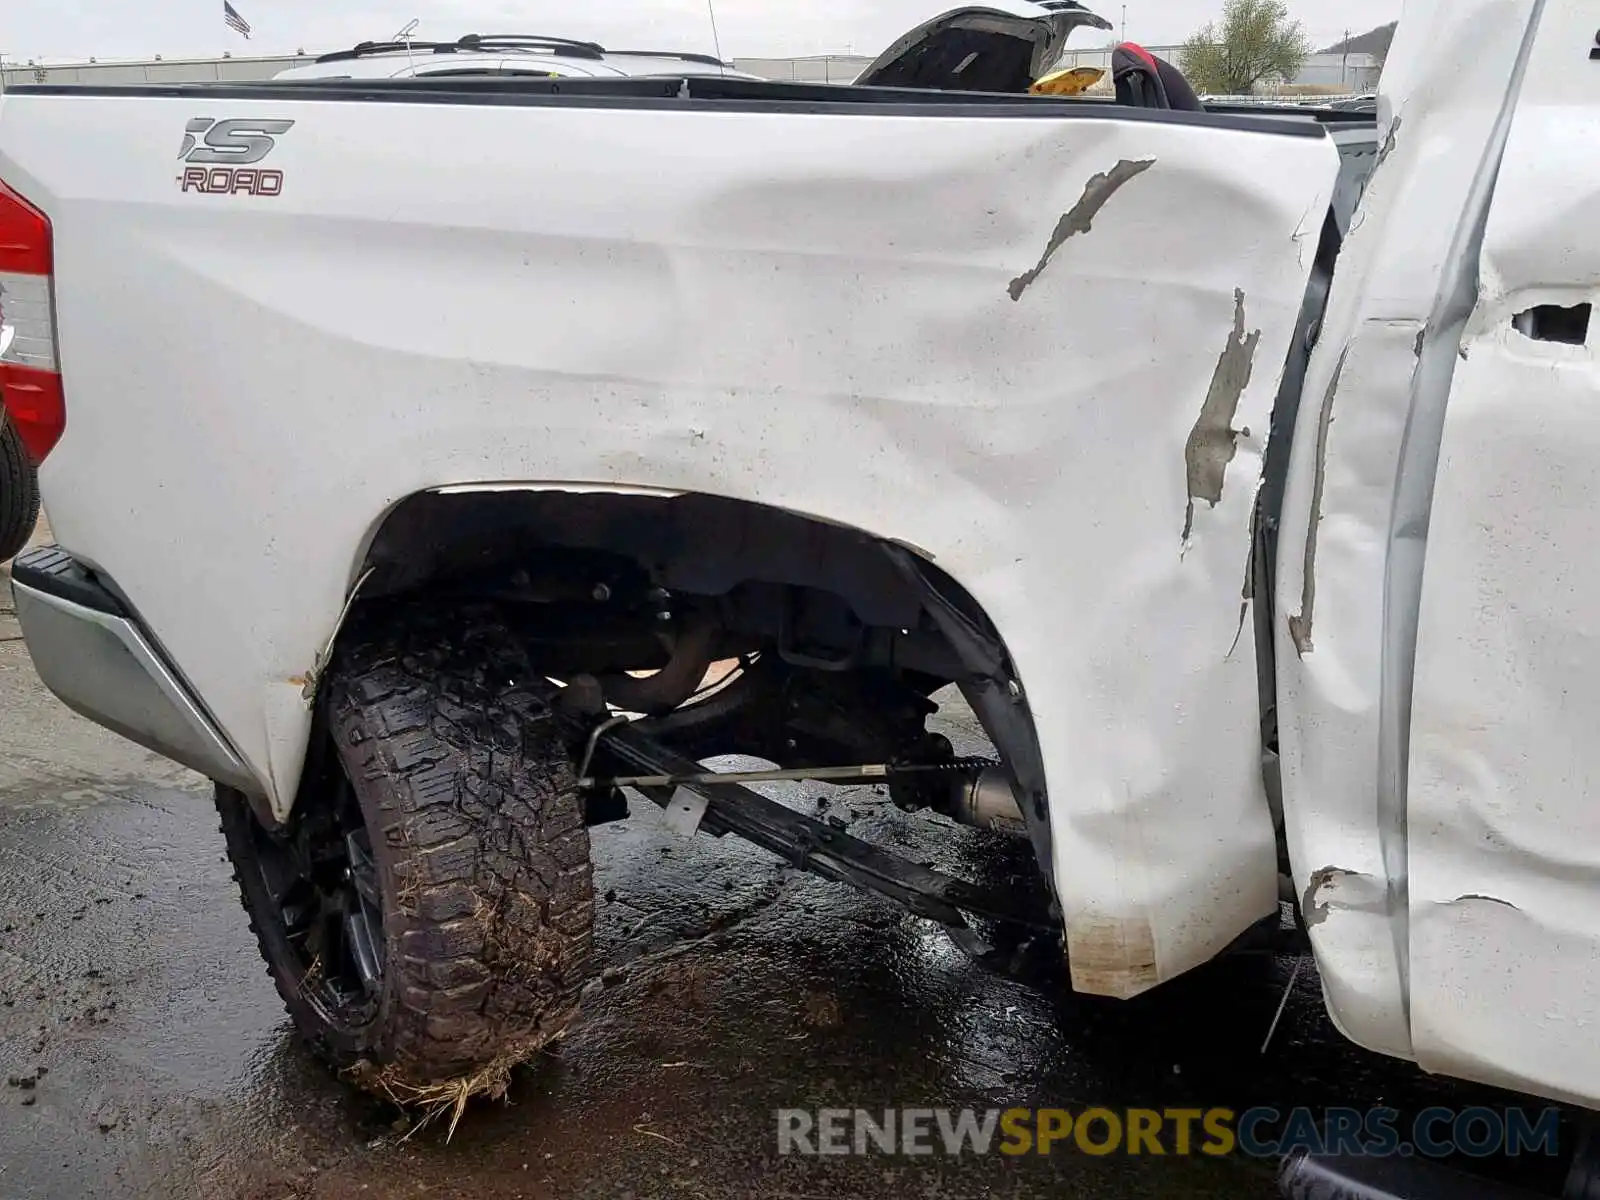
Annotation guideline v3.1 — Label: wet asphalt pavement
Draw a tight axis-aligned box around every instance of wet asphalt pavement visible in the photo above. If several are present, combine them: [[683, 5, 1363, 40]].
[[0, 568, 1571, 1200]]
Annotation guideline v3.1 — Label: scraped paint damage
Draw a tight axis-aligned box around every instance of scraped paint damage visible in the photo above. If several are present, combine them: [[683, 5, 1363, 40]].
[[1303, 866, 1354, 927], [1182, 289, 1261, 542], [1303, 864, 1385, 928], [1066, 913, 1159, 1000], [1007, 158, 1156, 300], [1373, 114, 1403, 173], [1287, 347, 1348, 656]]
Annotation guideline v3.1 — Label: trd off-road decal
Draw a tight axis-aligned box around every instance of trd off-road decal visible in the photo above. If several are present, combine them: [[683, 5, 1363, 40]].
[[176, 118, 295, 196]]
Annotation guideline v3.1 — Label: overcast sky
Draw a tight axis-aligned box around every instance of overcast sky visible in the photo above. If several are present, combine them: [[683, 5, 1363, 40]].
[[4, 0, 1400, 64]]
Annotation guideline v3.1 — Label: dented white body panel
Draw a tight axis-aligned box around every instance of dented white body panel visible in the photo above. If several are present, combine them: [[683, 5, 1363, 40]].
[[1275, 0, 1600, 1109], [10, 0, 1600, 1114], [0, 92, 1338, 999], [1273, 0, 1546, 1064], [1407, 0, 1600, 1105]]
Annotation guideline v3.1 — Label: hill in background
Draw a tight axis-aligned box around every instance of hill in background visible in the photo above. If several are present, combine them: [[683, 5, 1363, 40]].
[[1321, 21, 1398, 57]]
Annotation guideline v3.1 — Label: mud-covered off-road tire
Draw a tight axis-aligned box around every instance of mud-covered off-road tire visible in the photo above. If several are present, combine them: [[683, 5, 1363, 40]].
[[0, 415, 41, 565], [220, 603, 595, 1091]]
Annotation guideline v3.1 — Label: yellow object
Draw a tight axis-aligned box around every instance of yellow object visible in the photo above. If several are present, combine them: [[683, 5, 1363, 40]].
[[1029, 66, 1105, 96]]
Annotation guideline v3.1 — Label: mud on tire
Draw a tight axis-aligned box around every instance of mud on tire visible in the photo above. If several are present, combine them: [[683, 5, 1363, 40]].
[[218, 602, 595, 1091]]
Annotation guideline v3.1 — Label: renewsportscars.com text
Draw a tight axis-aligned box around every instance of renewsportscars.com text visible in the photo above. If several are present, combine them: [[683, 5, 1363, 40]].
[[776, 1106, 1561, 1159]]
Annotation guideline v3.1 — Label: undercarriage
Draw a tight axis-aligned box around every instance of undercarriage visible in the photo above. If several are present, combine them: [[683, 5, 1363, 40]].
[[190, 486, 1090, 1104], [13, 485, 1306, 1119], [354, 486, 1063, 880]]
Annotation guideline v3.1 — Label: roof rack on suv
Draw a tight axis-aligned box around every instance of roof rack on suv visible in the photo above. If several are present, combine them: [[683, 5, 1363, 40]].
[[314, 34, 607, 65], [455, 34, 606, 57], [606, 49, 731, 69], [314, 40, 447, 63]]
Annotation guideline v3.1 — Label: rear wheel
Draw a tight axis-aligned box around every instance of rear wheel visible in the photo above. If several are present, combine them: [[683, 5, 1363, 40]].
[[217, 603, 595, 1096], [0, 417, 40, 564]]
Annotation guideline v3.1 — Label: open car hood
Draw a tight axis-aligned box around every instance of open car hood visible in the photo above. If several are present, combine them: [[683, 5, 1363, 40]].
[[855, 1, 1113, 92]]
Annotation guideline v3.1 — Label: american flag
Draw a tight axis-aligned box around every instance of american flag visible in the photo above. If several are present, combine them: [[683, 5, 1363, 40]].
[[224, 1, 253, 38]]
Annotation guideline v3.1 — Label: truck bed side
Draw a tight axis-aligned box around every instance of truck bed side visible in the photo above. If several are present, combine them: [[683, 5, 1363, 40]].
[[0, 82, 1340, 997]]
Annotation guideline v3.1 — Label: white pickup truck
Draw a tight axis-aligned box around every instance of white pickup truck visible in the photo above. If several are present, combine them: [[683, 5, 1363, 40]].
[[1, 0, 1593, 1189]]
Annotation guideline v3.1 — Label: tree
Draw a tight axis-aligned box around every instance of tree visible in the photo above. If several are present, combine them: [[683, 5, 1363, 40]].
[[1180, 0, 1311, 96]]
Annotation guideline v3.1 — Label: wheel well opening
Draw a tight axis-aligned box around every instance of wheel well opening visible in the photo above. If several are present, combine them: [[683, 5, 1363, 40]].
[[349, 488, 1057, 887], [359, 489, 992, 679]]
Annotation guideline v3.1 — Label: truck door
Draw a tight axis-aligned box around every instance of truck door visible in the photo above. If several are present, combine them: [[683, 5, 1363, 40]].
[[1406, 0, 1600, 1106]]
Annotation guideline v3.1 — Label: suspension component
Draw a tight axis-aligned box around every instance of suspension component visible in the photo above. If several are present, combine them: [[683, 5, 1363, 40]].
[[578, 752, 1027, 836], [563, 711, 1055, 932]]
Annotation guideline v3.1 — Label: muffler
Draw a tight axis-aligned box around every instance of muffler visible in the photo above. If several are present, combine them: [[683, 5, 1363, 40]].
[[1278, 1150, 1546, 1200], [951, 766, 1029, 835]]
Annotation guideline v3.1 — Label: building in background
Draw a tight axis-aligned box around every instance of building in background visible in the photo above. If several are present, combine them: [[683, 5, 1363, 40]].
[[731, 56, 875, 84], [1, 52, 315, 87], [1290, 50, 1382, 92], [1309, 22, 1395, 93]]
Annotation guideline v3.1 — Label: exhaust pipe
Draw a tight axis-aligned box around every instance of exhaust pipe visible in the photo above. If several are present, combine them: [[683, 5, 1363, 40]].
[[952, 767, 1028, 834], [1278, 1150, 1546, 1200]]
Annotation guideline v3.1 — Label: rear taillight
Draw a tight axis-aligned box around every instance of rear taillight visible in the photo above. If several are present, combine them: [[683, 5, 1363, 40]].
[[0, 178, 63, 462]]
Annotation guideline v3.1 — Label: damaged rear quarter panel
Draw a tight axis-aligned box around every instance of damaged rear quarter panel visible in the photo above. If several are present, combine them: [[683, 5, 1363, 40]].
[[15, 100, 1338, 997]]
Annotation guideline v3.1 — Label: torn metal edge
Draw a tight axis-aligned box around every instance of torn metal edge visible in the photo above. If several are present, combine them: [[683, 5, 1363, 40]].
[[300, 566, 376, 704], [1287, 346, 1349, 657], [1008, 158, 1156, 301], [1183, 288, 1262, 542]]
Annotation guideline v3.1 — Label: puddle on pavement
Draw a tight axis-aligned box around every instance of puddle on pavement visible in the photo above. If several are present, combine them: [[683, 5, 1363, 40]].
[[0, 693, 1534, 1200]]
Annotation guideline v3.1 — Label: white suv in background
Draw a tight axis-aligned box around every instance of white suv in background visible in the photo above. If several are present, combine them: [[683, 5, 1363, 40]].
[[273, 33, 766, 83]]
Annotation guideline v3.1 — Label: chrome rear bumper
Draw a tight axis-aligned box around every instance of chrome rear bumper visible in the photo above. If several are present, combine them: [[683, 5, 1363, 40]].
[[9, 545, 259, 795]]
